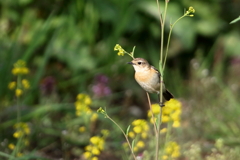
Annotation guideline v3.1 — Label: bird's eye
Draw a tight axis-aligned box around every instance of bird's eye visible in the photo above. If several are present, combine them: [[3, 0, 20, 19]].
[[138, 62, 142, 65]]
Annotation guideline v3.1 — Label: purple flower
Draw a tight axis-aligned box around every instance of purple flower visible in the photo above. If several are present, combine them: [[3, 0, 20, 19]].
[[92, 74, 111, 97]]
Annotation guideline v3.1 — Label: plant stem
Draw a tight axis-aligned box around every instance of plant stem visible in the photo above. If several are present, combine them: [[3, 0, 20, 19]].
[[106, 115, 137, 160], [163, 14, 186, 71], [17, 75, 21, 123], [146, 92, 158, 136], [156, 1, 169, 159]]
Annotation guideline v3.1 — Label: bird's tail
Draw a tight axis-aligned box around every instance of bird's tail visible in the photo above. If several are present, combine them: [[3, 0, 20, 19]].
[[163, 89, 174, 101]]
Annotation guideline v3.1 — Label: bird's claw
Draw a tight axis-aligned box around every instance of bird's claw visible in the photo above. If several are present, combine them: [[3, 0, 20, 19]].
[[159, 102, 165, 107]]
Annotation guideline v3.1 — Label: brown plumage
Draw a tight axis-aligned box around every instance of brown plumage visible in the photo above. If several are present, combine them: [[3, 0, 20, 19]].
[[128, 58, 174, 101]]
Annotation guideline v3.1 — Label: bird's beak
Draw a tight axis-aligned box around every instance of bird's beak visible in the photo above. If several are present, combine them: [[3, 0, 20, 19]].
[[127, 62, 134, 65]]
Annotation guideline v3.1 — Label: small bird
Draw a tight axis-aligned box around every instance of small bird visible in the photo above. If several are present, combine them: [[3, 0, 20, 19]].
[[128, 58, 174, 104]]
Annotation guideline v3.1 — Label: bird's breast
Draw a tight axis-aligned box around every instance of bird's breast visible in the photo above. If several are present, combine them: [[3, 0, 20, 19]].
[[134, 70, 163, 94]]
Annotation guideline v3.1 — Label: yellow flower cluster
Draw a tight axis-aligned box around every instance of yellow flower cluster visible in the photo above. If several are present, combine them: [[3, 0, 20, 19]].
[[83, 130, 109, 160], [7, 143, 24, 157], [162, 141, 181, 159], [127, 119, 149, 152], [8, 79, 30, 97], [13, 122, 31, 138], [114, 44, 125, 56], [185, 6, 195, 17], [11, 60, 29, 75], [8, 143, 15, 150], [148, 99, 182, 128], [75, 94, 92, 116], [9, 60, 30, 97]]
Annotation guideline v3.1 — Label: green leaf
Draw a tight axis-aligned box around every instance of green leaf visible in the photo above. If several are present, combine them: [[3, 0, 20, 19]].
[[126, 125, 131, 135], [131, 139, 135, 150], [230, 16, 240, 24]]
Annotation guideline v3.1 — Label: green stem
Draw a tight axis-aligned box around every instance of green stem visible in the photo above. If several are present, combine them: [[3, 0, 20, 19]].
[[106, 115, 137, 160], [17, 75, 21, 123], [156, 0, 163, 25], [163, 14, 187, 70], [156, 1, 168, 159], [125, 46, 135, 59]]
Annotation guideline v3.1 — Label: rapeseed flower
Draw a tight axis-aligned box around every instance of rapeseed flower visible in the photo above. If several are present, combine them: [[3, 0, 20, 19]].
[[163, 141, 181, 159], [8, 82, 16, 90], [114, 44, 135, 59], [15, 89, 23, 97], [13, 122, 30, 138], [11, 60, 29, 75], [126, 119, 149, 153], [148, 99, 182, 128], [83, 130, 108, 160], [114, 44, 125, 56], [9, 60, 31, 97], [22, 79, 30, 89], [185, 6, 195, 17], [79, 126, 86, 133], [8, 143, 15, 150], [75, 94, 93, 116]]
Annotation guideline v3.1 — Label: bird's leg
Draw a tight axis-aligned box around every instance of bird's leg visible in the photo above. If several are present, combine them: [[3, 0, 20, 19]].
[[158, 94, 165, 107]]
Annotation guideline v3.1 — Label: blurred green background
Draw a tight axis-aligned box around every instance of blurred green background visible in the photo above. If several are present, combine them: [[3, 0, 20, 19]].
[[1, 0, 240, 159]]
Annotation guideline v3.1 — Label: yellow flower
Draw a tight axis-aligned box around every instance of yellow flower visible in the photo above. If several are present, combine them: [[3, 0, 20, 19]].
[[163, 141, 181, 158], [92, 147, 100, 155], [132, 119, 142, 126], [143, 123, 149, 131], [133, 146, 138, 152], [79, 126, 86, 133], [133, 126, 142, 133], [172, 150, 180, 158], [162, 115, 170, 123], [141, 132, 147, 139], [101, 129, 109, 138], [75, 94, 93, 117], [188, 6, 195, 13], [8, 81, 16, 90], [122, 142, 128, 149], [171, 110, 181, 121], [91, 113, 98, 122], [97, 107, 106, 114], [172, 120, 181, 128], [13, 122, 31, 137], [24, 127, 30, 135], [92, 157, 98, 160], [136, 141, 145, 148], [90, 136, 100, 145], [150, 117, 157, 124], [17, 152, 23, 157], [15, 89, 23, 97], [8, 143, 15, 150], [128, 131, 135, 138], [12, 60, 29, 75], [77, 94, 92, 105], [13, 131, 23, 138], [90, 136, 104, 150], [85, 145, 92, 151], [160, 128, 167, 134], [150, 104, 161, 116], [160, 99, 182, 126], [83, 151, 92, 159], [114, 44, 125, 56], [22, 79, 30, 89], [162, 155, 168, 160]]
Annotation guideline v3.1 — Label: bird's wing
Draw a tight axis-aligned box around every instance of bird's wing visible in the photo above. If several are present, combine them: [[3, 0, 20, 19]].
[[151, 66, 161, 78]]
